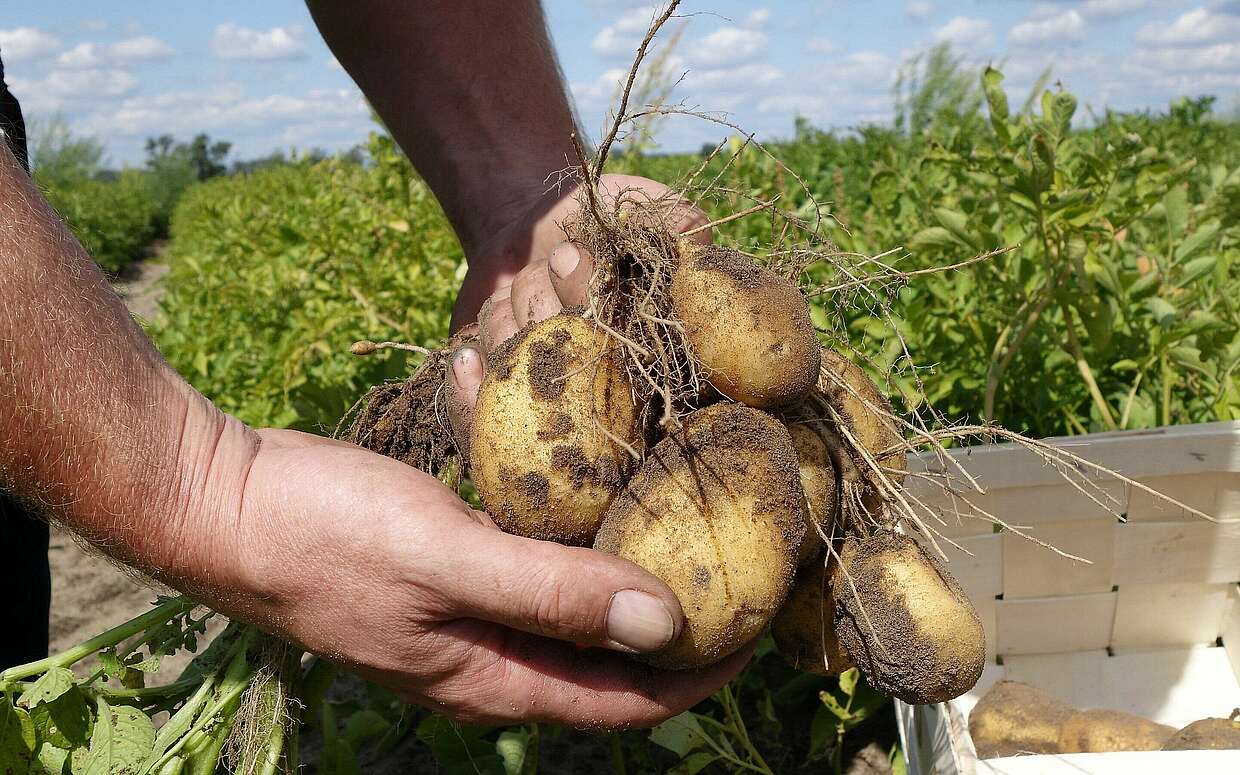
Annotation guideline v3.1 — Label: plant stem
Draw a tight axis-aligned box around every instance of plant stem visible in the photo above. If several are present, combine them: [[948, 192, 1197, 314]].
[[609, 733, 626, 775], [1, 597, 194, 684], [1060, 302, 1118, 429], [720, 685, 774, 775]]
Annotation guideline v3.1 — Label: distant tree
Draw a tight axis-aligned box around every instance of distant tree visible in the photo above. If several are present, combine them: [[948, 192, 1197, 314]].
[[28, 115, 106, 188]]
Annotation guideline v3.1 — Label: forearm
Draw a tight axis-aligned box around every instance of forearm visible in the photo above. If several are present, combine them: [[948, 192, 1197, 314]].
[[0, 145, 254, 591], [307, 0, 581, 256]]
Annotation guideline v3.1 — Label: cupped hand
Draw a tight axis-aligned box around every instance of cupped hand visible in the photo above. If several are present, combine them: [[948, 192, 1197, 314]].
[[207, 428, 748, 727], [446, 174, 713, 439]]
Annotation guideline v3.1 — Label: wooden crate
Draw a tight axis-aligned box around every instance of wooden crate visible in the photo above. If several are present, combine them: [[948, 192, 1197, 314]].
[[895, 421, 1240, 774]]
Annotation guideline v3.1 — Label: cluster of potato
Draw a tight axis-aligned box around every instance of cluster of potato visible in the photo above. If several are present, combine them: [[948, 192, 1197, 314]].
[[463, 237, 985, 702], [969, 681, 1240, 757]]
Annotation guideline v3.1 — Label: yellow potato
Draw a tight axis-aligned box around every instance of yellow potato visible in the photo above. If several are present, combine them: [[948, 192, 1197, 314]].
[[594, 403, 806, 668], [1161, 715, 1240, 751], [832, 532, 985, 704], [968, 681, 1073, 759], [471, 313, 642, 545], [786, 422, 839, 565], [1059, 709, 1174, 753], [771, 554, 852, 676], [670, 242, 820, 409], [817, 348, 905, 490]]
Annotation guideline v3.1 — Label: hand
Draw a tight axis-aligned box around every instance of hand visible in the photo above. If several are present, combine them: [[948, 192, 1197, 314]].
[[446, 174, 713, 439], [198, 428, 749, 727]]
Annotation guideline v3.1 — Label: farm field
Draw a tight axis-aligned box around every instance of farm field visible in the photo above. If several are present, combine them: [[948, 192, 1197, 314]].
[[30, 53, 1240, 773]]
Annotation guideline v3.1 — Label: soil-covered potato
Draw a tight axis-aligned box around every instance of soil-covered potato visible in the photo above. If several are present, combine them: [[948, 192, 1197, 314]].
[[1058, 709, 1174, 753], [968, 681, 1074, 759], [787, 423, 839, 564], [670, 242, 820, 409], [594, 402, 807, 668], [470, 313, 642, 545], [832, 532, 984, 704], [817, 348, 905, 489], [1161, 715, 1240, 751], [771, 554, 852, 676]]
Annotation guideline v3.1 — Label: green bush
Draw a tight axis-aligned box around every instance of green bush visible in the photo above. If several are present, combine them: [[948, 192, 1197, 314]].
[[41, 171, 160, 275], [151, 133, 460, 431]]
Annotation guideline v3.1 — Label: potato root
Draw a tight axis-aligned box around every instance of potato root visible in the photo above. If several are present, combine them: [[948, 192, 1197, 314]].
[[470, 313, 642, 545], [594, 402, 806, 668], [771, 554, 852, 676], [832, 532, 984, 704], [670, 243, 820, 409]]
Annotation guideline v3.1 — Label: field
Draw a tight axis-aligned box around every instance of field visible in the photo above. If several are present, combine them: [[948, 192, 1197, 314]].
[[36, 55, 1240, 774]]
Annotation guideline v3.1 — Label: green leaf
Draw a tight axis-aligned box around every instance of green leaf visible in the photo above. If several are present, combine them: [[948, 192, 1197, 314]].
[[28, 687, 92, 749], [34, 742, 70, 775], [18, 669, 76, 709], [1051, 92, 1078, 138], [869, 170, 900, 209], [341, 709, 390, 751], [1145, 297, 1178, 326], [908, 227, 961, 252], [932, 207, 978, 250], [982, 67, 1009, 120], [80, 701, 154, 775], [1174, 221, 1220, 262], [1164, 186, 1188, 238], [495, 728, 529, 775], [1177, 255, 1217, 287], [649, 713, 705, 758], [1, 697, 37, 775], [668, 752, 717, 775], [808, 704, 838, 759], [838, 668, 860, 698], [1128, 271, 1161, 300], [819, 689, 851, 721]]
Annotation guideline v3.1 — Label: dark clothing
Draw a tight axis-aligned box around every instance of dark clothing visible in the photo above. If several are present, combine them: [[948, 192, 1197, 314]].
[[0, 49, 50, 668]]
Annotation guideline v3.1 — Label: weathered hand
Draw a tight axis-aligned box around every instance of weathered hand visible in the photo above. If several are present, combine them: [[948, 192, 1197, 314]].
[[446, 174, 712, 438], [201, 429, 748, 727]]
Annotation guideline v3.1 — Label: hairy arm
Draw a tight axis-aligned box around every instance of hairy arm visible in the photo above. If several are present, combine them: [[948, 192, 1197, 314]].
[[307, 0, 583, 326], [0, 145, 251, 595]]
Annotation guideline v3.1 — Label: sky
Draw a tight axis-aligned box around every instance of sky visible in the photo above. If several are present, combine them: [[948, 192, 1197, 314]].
[[1, 1, 1238, 167]]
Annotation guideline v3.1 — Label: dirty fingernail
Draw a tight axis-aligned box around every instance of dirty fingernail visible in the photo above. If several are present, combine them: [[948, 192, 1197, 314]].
[[451, 347, 480, 384], [549, 244, 581, 280], [607, 590, 675, 652]]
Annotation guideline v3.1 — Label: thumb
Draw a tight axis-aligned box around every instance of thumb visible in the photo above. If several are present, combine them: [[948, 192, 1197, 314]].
[[440, 525, 684, 654]]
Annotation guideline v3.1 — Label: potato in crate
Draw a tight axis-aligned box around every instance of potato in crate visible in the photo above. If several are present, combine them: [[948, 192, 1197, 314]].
[[896, 421, 1240, 774]]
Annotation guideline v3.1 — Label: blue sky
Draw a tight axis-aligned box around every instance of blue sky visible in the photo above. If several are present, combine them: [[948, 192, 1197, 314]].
[[2, 1, 1237, 167]]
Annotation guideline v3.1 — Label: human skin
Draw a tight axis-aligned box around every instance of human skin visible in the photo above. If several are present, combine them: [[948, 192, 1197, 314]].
[[0, 2, 746, 726]]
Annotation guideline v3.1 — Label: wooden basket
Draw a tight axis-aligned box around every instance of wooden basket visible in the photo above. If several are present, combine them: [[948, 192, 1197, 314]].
[[894, 421, 1240, 774]]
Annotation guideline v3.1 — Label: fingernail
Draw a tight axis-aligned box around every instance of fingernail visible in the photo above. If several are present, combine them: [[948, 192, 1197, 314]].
[[549, 244, 581, 280], [451, 347, 478, 383], [607, 590, 675, 652]]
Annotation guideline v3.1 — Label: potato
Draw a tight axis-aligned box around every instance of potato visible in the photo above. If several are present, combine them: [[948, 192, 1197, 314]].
[[1162, 715, 1240, 751], [1058, 709, 1174, 753], [832, 532, 984, 704], [787, 422, 838, 565], [968, 681, 1073, 759], [670, 242, 820, 409], [594, 402, 806, 668], [817, 348, 905, 489], [771, 554, 852, 676], [470, 313, 642, 545]]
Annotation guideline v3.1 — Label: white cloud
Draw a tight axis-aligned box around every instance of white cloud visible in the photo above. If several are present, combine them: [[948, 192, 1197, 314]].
[[932, 17, 993, 48], [592, 6, 658, 57], [746, 9, 771, 27], [690, 27, 767, 67], [1081, 0, 1150, 19], [1136, 7, 1240, 47], [688, 62, 782, 92], [44, 68, 138, 98], [906, 1, 935, 20], [1132, 41, 1240, 72], [57, 42, 103, 69], [806, 38, 840, 55], [0, 27, 61, 62], [210, 24, 306, 61], [112, 35, 175, 62], [1010, 9, 1086, 46], [571, 67, 628, 104]]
